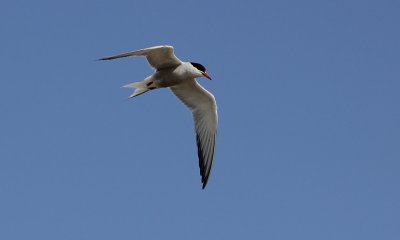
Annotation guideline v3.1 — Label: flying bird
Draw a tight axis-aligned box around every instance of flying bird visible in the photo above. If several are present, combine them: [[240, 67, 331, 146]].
[[99, 45, 218, 189]]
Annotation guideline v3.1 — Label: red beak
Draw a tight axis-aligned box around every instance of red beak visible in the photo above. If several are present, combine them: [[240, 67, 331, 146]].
[[202, 72, 212, 80]]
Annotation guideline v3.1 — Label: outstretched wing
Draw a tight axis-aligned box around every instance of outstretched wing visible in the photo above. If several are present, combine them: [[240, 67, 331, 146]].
[[170, 79, 218, 189], [99, 45, 182, 70]]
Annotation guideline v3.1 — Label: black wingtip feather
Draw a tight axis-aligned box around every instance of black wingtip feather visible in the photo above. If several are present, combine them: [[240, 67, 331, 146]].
[[196, 134, 209, 188], [196, 133, 215, 189]]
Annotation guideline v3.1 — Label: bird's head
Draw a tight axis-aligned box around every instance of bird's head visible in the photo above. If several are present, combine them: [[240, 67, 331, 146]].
[[190, 62, 212, 80]]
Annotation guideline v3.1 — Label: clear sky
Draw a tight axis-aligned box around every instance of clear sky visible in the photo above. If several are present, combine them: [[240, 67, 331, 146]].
[[1, 0, 399, 239]]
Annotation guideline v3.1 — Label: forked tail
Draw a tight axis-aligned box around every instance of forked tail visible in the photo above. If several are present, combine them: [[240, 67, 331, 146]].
[[123, 77, 154, 98]]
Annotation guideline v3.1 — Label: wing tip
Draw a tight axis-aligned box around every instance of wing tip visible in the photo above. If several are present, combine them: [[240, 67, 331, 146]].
[[197, 133, 213, 190], [201, 179, 209, 189], [197, 135, 206, 189], [98, 57, 113, 61]]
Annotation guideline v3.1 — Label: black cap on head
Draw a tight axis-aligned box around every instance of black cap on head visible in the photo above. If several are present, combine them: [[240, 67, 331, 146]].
[[190, 62, 206, 72]]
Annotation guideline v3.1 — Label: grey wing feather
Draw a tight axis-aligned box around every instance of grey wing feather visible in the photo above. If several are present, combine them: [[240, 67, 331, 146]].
[[170, 79, 218, 189], [99, 45, 182, 70]]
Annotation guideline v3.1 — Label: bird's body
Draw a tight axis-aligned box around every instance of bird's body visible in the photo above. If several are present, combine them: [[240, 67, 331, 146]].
[[100, 45, 217, 189], [147, 62, 198, 88]]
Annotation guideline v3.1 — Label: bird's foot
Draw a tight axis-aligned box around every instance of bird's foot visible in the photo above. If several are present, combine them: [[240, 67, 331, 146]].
[[146, 81, 157, 90]]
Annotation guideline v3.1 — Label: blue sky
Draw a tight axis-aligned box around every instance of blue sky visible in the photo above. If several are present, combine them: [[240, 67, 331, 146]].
[[1, 0, 399, 239]]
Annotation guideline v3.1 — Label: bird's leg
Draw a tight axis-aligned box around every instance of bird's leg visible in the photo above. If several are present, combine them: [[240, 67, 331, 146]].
[[146, 81, 157, 90]]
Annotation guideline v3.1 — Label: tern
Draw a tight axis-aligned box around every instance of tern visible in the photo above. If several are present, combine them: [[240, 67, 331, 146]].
[[100, 45, 218, 189]]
